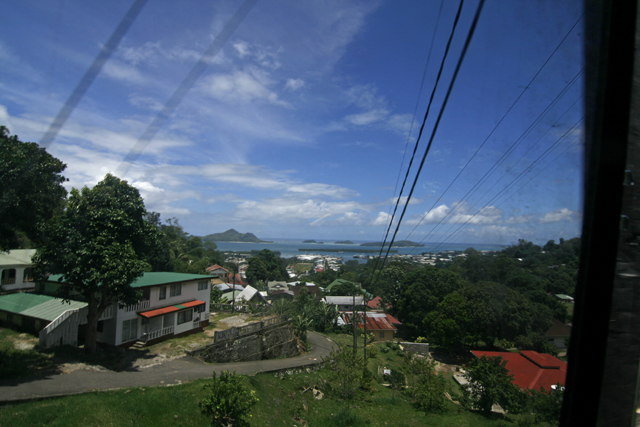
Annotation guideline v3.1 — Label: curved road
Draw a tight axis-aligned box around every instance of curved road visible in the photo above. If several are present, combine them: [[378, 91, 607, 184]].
[[0, 331, 338, 402]]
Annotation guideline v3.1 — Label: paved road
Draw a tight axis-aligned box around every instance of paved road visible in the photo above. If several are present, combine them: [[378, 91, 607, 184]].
[[0, 331, 338, 403]]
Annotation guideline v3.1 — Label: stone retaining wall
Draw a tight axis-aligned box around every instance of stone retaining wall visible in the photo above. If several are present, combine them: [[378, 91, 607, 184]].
[[188, 318, 299, 363]]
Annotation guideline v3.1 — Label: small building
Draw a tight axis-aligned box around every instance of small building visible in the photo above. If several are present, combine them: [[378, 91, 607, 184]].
[[236, 285, 267, 304], [545, 318, 572, 349], [340, 312, 397, 341], [21, 272, 213, 348], [0, 249, 37, 292], [471, 350, 567, 391], [325, 296, 365, 311], [206, 264, 229, 282]]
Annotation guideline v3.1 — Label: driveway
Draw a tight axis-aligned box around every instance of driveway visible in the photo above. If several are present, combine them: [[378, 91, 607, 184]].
[[0, 331, 338, 403]]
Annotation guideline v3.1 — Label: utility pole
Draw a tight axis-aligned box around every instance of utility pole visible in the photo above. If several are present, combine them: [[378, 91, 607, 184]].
[[352, 293, 357, 356]]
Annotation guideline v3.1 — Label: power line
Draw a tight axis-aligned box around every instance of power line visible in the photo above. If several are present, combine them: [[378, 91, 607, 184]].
[[383, 0, 445, 242], [369, 0, 486, 288], [427, 116, 584, 253], [399, 13, 584, 248], [408, 67, 584, 252], [370, 0, 467, 277]]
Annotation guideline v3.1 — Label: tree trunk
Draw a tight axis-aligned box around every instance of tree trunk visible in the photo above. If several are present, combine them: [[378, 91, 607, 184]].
[[84, 296, 106, 355]]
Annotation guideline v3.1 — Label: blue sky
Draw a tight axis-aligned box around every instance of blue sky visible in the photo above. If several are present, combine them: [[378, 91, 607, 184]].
[[1, 0, 584, 245]]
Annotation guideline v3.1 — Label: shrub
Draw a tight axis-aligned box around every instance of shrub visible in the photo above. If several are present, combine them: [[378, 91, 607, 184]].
[[200, 370, 259, 427]]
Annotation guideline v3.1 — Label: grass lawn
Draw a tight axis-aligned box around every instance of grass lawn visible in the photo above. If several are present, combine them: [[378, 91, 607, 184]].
[[0, 331, 544, 426]]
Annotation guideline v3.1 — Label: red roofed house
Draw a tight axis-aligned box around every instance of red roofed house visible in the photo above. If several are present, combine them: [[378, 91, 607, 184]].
[[340, 312, 397, 342], [206, 265, 229, 282], [471, 350, 567, 391], [367, 296, 382, 310]]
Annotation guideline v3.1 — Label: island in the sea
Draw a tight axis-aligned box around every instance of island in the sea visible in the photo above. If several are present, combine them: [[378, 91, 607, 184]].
[[335, 240, 354, 244], [302, 240, 324, 244], [360, 240, 424, 247], [202, 229, 271, 243]]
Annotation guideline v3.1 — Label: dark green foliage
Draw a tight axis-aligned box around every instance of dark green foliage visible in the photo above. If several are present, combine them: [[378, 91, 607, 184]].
[[530, 384, 563, 426], [199, 370, 258, 427], [463, 355, 523, 414], [149, 216, 224, 273], [210, 286, 224, 304], [0, 126, 67, 251], [392, 266, 466, 339], [33, 174, 158, 354], [245, 249, 287, 284]]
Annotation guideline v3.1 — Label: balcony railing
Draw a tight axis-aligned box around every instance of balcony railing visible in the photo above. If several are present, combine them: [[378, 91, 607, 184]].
[[143, 325, 174, 342], [1, 278, 16, 286], [123, 299, 150, 313]]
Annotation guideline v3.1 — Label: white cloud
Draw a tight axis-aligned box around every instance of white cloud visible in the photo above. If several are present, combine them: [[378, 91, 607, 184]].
[[345, 109, 389, 126], [234, 198, 367, 224], [371, 211, 392, 226], [102, 60, 146, 85], [539, 208, 574, 223], [202, 70, 290, 107], [285, 78, 305, 90], [233, 40, 250, 58]]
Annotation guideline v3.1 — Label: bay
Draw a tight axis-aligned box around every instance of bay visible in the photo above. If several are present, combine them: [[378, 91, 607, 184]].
[[213, 238, 506, 262]]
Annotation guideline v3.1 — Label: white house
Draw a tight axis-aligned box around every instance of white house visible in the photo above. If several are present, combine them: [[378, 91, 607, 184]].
[[22, 272, 213, 348], [0, 249, 37, 291]]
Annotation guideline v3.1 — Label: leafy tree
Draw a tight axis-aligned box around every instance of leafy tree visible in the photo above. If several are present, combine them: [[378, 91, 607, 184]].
[[210, 286, 224, 304], [328, 279, 361, 296], [325, 346, 363, 403], [292, 314, 313, 347], [0, 126, 67, 251], [530, 384, 563, 426], [463, 355, 523, 414], [199, 370, 258, 427], [33, 174, 159, 354], [408, 357, 447, 413]]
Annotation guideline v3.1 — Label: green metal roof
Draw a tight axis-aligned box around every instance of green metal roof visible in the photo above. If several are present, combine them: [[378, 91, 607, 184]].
[[221, 290, 243, 302], [47, 272, 212, 289], [0, 293, 87, 321]]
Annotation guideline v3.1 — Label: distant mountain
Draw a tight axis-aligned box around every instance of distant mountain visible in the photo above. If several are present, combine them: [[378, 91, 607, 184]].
[[360, 240, 424, 247], [335, 240, 354, 244], [302, 240, 324, 244], [202, 229, 270, 243]]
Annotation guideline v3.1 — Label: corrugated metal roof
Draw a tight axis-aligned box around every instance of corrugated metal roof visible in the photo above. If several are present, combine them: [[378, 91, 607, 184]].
[[47, 272, 212, 288], [0, 293, 87, 321], [21, 298, 87, 321], [326, 296, 364, 306], [341, 312, 396, 331], [0, 249, 36, 266]]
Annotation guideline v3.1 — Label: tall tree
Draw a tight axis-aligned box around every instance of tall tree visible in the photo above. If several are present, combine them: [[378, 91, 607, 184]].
[[0, 126, 67, 251], [33, 174, 158, 354]]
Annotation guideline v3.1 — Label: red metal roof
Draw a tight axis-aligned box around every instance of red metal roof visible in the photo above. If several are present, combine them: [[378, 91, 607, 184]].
[[384, 313, 402, 325], [139, 300, 205, 318], [342, 313, 396, 331], [367, 296, 382, 309], [471, 350, 567, 391]]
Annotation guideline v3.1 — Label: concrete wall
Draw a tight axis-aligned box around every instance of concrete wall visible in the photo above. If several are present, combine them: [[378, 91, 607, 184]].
[[400, 342, 430, 355], [189, 320, 299, 363]]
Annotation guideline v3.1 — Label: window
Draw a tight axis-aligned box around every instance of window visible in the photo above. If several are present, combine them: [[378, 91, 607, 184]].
[[195, 304, 206, 313], [23, 268, 34, 282], [379, 332, 384, 339], [1, 269, 16, 285], [122, 319, 138, 342], [177, 309, 193, 324], [159, 286, 166, 300], [170, 283, 181, 297], [142, 288, 150, 301], [198, 280, 208, 291]]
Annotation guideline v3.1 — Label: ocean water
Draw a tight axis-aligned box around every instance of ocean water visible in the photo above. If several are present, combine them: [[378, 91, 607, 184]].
[[213, 238, 505, 262]]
